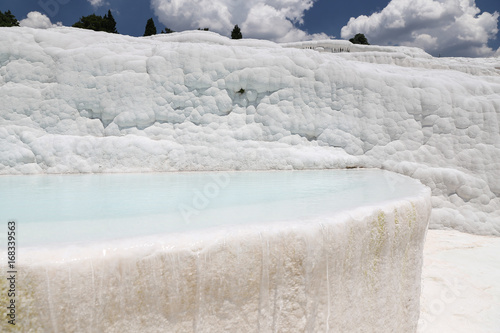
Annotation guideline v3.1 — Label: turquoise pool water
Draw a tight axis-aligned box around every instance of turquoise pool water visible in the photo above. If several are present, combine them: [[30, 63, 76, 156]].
[[0, 169, 424, 246]]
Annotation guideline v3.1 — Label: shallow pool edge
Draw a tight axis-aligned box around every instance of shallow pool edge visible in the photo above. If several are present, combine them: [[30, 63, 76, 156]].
[[0, 183, 432, 332]]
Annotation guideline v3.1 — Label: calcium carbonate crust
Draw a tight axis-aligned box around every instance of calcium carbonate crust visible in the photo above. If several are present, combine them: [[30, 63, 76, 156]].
[[0, 27, 499, 235], [0, 186, 431, 332]]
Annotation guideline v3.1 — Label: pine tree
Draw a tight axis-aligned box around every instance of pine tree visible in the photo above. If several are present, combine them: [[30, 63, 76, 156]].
[[73, 14, 102, 31], [0, 10, 19, 27], [103, 10, 118, 34], [349, 33, 369, 45], [144, 18, 157, 36], [231, 25, 242, 39], [73, 10, 118, 34]]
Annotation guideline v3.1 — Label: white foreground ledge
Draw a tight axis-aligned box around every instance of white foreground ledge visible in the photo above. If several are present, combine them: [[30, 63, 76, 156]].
[[1, 171, 431, 332]]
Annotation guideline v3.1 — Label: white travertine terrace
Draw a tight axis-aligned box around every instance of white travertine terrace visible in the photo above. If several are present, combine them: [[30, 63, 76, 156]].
[[1, 170, 431, 332], [3, 25, 498, 331], [0, 27, 498, 235]]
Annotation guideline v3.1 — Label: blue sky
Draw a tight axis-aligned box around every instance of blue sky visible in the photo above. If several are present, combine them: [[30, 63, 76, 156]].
[[1, 0, 499, 57]]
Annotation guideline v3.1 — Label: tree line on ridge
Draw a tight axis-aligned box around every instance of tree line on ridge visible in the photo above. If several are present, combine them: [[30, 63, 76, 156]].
[[1, 9, 368, 44]]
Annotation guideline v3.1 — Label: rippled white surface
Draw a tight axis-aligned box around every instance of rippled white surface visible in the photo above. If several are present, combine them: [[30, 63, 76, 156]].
[[1, 27, 499, 235], [0, 169, 424, 246]]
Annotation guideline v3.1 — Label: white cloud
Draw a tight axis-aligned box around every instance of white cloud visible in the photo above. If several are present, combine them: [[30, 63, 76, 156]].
[[19, 11, 56, 29], [340, 0, 499, 57], [150, 0, 329, 42], [88, 0, 106, 7]]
